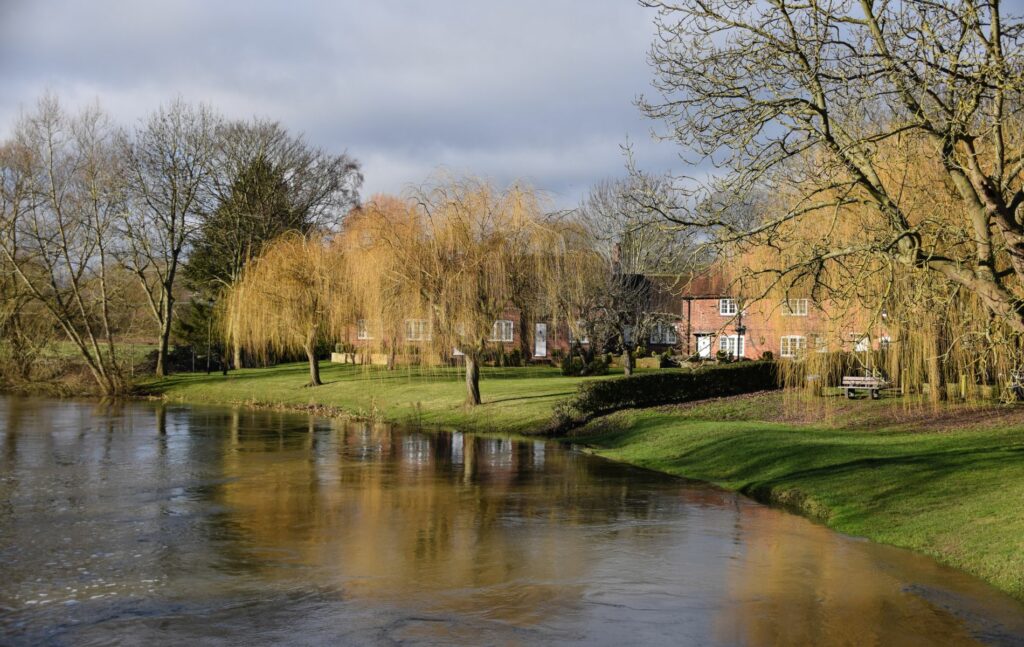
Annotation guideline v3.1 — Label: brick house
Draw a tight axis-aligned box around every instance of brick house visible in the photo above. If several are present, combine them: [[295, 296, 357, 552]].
[[678, 269, 891, 360]]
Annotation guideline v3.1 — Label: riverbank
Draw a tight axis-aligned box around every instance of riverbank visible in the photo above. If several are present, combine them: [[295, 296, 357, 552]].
[[570, 391, 1024, 601], [140, 361, 603, 435], [141, 363, 1024, 601]]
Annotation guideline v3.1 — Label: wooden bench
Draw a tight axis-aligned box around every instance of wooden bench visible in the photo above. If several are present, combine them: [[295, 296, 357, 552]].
[[842, 376, 889, 400]]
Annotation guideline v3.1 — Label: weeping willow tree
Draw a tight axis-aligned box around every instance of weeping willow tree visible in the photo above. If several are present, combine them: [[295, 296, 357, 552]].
[[729, 133, 1024, 402], [342, 195, 419, 371], [346, 180, 573, 405], [224, 231, 349, 386]]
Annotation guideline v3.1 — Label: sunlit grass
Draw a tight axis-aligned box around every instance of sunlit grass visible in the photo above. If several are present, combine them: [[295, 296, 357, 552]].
[[142, 361, 620, 434]]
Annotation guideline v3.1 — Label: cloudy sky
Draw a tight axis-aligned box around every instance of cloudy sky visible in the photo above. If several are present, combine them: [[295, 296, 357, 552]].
[[0, 1, 680, 207]]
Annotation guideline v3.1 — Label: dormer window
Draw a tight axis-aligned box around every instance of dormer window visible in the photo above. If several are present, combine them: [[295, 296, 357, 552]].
[[719, 298, 737, 316]]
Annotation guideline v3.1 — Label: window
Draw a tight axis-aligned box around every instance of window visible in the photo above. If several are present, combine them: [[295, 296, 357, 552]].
[[809, 333, 828, 353], [719, 334, 745, 358], [623, 325, 634, 345], [490, 319, 514, 342], [719, 298, 737, 316], [782, 298, 809, 316], [879, 336, 892, 351], [405, 319, 430, 341], [649, 321, 679, 345], [356, 319, 371, 340], [780, 335, 807, 358]]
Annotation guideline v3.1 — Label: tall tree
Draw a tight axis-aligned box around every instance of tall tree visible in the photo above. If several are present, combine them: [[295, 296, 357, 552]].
[[639, 0, 1024, 340], [576, 175, 690, 374], [0, 97, 126, 394], [187, 119, 362, 368], [357, 180, 569, 405], [121, 100, 219, 377]]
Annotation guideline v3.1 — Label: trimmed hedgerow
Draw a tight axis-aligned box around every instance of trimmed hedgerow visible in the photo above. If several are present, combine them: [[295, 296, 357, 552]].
[[551, 361, 779, 430]]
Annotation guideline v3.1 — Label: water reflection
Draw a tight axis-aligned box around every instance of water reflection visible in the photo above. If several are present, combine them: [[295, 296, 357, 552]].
[[0, 395, 1022, 646]]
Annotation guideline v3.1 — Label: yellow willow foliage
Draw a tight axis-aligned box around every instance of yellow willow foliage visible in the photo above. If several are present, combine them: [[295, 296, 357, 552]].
[[224, 231, 350, 385], [341, 181, 590, 404], [735, 134, 1023, 402]]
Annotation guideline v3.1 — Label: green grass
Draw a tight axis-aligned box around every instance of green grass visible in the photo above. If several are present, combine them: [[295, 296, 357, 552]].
[[571, 392, 1024, 600], [142, 361, 614, 434]]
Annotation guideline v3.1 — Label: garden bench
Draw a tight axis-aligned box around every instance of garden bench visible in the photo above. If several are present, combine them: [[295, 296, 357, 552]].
[[842, 375, 889, 400]]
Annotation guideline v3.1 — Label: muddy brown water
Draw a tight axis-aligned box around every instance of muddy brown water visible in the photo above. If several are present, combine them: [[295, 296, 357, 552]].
[[1, 395, 1022, 646]]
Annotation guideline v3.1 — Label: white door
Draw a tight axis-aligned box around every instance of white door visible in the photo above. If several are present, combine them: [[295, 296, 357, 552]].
[[534, 323, 547, 357], [697, 335, 712, 358]]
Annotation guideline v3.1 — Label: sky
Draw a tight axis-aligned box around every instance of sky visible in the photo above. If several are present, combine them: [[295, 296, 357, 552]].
[[0, 1, 681, 208]]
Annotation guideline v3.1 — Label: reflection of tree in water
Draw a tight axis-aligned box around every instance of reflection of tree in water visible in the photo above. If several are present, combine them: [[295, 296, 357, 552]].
[[182, 407, 678, 624]]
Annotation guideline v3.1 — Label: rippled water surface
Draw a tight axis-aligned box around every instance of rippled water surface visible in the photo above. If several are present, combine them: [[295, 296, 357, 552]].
[[1, 395, 1023, 646]]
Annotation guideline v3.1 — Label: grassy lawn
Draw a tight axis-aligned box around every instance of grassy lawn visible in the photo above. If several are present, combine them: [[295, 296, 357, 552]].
[[142, 361, 612, 434], [571, 392, 1024, 601]]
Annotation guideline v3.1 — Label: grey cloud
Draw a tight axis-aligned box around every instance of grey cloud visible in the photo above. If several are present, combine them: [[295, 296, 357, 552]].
[[0, 0, 687, 206]]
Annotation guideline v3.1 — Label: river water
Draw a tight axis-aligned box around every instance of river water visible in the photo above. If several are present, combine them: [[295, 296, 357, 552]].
[[0, 395, 1022, 646]]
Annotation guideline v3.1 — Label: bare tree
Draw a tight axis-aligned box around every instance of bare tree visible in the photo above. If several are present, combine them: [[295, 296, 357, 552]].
[[121, 100, 219, 377], [0, 97, 126, 394], [576, 175, 690, 374], [640, 0, 1024, 335]]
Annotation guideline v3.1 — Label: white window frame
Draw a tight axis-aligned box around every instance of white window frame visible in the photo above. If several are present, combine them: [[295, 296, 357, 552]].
[[405, 319, 431, 341], [719, 334, 745, 358], [356, 319, 371, 340], [782, 298, 809, 316], [780, 335, 807, 358], [719, 298, 737, 316], [490, 319, 514, 343], [649, 321, 679, 345]]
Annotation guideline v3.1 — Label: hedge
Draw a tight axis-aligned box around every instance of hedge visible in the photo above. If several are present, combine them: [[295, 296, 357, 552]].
[[551, 361, 779, 430]]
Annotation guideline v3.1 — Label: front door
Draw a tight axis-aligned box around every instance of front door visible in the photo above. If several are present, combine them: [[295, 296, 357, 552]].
[[534, 323, 547, 357], [697, 334, 712, 358]]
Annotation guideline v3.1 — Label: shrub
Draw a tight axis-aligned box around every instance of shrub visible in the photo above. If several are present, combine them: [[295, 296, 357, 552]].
[[551, 361, 778, 430], [560, 354, 584, 376], [507, 348, 523, 367], [761, 351, 774, 361], [715, 349, 730, 362]]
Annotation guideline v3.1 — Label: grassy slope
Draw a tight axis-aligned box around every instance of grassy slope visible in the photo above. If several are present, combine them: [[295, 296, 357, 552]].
[[143, 361, 607, 434], [570, 392, 1024, 600]]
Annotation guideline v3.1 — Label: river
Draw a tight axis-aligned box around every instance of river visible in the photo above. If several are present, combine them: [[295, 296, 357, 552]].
[[1, 395, 1022, 646]]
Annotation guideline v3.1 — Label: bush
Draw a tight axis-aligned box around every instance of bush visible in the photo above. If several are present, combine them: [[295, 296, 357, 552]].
[[761, 350, 774, 361], [561, 353, 610, 376], [551, 361, 778, 430]]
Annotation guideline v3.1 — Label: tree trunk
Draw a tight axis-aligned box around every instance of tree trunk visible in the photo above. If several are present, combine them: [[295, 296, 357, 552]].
[[465, 355, 481, 406], [623, 347, 635, 376], [387, 345, 396, 371], [305, 342, 322, 386], [233, 342, 242, 370], [155, 299, 173, 378]]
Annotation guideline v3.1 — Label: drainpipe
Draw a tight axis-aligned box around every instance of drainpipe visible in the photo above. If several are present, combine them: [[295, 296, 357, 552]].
[[685, 298, 692, 355]]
